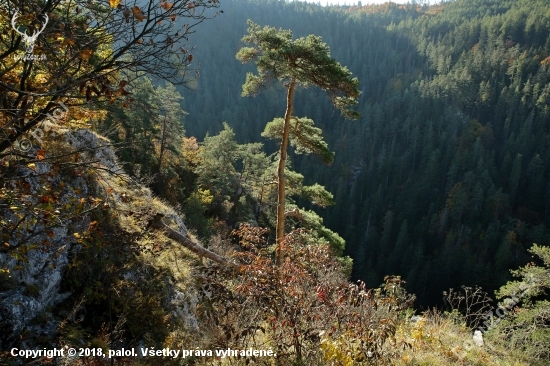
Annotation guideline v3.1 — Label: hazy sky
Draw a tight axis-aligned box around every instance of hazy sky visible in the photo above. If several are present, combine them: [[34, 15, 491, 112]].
[[298, 0, 413, 5]]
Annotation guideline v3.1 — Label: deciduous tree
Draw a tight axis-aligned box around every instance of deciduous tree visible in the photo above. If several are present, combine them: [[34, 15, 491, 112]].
[[0, 0, 220, 154]]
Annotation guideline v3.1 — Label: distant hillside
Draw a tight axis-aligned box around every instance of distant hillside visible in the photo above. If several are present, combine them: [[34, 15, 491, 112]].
[[178, 0, 550, 306]]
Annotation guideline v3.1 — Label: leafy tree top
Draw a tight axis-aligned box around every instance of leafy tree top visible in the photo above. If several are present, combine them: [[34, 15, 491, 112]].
[[0, 0, 220, 153], [236, 20, 360, 119]]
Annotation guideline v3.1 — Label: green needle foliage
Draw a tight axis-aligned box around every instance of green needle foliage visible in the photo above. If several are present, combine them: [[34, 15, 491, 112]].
[[236, 20, 360, 119], [487, 244, 550, 361], [236, 20, 360, 264], [262, 117, 335, 165]]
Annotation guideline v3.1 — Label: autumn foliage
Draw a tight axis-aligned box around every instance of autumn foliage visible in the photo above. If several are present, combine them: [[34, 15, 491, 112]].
[[197, 224, 415, 365]]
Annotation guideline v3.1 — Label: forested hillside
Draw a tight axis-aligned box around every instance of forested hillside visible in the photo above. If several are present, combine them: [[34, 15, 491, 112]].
[[2, 0, 550, 364], [180, 0, 550, 306]]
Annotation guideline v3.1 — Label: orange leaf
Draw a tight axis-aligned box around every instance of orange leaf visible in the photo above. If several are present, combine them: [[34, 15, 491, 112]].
[[36, 149, 46, 160], [79, 49, 93, 61], [109, 0, 121, 8], [132, 6, 146, 22], [160, 1, 173, 10]]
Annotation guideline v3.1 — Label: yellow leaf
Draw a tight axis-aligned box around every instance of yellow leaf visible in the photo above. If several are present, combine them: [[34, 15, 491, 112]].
[[109, 0, 121, 8]]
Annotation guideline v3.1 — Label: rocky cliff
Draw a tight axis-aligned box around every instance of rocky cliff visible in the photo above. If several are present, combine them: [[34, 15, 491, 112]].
[[0, 128, 199, 354]]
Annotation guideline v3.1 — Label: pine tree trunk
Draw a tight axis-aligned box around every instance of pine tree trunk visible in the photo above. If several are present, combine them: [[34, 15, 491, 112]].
[[157, 115, 168, 183], [275, 81, 295, 265]]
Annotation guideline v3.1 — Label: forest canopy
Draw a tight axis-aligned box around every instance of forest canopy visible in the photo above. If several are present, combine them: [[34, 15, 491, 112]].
[[180, 0, 550, 306]]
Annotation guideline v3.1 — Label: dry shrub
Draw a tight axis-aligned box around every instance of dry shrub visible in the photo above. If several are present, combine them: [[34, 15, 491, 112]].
[[443, 286, 493, 330], [196, 224, 415, 365]]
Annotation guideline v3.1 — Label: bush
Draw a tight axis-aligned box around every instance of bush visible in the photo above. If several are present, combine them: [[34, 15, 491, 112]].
[[196, 225, 415, 365]]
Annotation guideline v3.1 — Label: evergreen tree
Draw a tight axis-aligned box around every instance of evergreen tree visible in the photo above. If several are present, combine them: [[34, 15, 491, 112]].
[[155, 83, 186, 192], [488, 244, 550, 361], [236, 20, 360, 264]]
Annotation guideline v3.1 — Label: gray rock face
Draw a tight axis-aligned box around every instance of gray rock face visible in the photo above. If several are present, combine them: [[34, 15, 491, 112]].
[[0, 129, 117, 349], [0, 153, 90, 349], [1, 129, 194, 351], [410, 315, 423, 323], [171, 290, 199, 330]]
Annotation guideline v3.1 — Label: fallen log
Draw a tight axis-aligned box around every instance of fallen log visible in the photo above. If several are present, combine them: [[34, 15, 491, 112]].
[[151, 213, 237, 268]]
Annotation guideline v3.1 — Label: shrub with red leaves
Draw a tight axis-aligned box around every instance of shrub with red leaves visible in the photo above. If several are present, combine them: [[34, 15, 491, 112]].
[[196, 224, 415, 365]]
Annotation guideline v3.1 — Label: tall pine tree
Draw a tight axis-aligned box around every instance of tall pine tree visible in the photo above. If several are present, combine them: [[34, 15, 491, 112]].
[[236, 20, 360, 264]]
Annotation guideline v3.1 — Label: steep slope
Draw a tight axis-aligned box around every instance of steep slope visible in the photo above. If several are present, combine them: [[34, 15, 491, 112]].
[[0, 128, 206, 356]]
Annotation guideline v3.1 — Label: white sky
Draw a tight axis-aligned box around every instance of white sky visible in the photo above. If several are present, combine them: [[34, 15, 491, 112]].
[[297, 0, 416, 5]]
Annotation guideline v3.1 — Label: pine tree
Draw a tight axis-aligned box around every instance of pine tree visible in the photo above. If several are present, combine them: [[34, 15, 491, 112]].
[[236, 20, 360, 264], [489, 244, 550, 360], [155, 83, 186, 191]]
